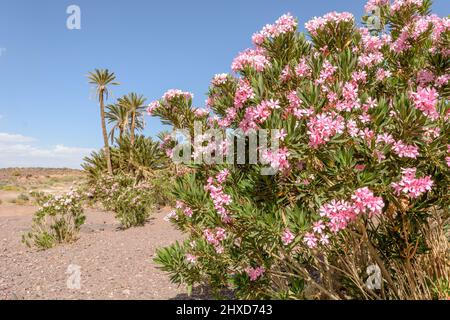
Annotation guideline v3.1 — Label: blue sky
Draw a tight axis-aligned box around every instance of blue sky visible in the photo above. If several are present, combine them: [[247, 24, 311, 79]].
[[0, 0, 448, 168]]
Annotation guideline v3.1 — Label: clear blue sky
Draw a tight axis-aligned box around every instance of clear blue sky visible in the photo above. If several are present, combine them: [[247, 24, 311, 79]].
[[0, 0, 448, 168]]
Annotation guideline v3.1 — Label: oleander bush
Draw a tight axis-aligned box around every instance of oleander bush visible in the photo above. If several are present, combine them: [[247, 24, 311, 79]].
[[22, 190, 86, 250], [88, 173, 156, 228], [153, 0, 449, 299]]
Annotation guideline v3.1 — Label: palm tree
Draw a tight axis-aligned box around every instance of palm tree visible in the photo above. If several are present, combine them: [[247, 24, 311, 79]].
[[105, 103, 129, 144], [106, 103, 146, 144], [87, 69, 119, 175], [117, 93, 146, 146]]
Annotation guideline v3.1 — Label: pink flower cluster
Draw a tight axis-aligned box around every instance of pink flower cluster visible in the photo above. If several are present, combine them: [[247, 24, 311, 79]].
[[231, 48, 270, 73], [211, 73, 229, 86], [204, 227, 227, 253], [316, 60, 337, 85], [146, 101, 161, 115], [281, 228, 295, 245], [239, 99, 280, 132], [336, 82, 361, 112], [252, 13, 297, 46], [262, 147, 290, 172], [376, 68, 392, 81], [163, 89, 193, 101], [193, 108, 209, 118], [285, 91, 314, 120], [422, 126, 440, 143], [204, 169, 232, 222], [358, 52, 383, 68], [410, 87, 439, 120], [295, 58, 311, 78], [391, 168, 433, 198], [307, 112, 345, 148], [392, 140, 420, 158], [164, 210, 178, 222], [364, 0, 389, 13], [302, 187, 384, 248], [305, 12, 354, 36], [351, 187, 385, 217], [245, 266, 265, 281], [185, 253, 197, 264], [358, 28, 387, 68], [391, 0, 423, 12], [234, 79, 255, 108], [218, 79, 255, 128], [175, 200, 194, 217]]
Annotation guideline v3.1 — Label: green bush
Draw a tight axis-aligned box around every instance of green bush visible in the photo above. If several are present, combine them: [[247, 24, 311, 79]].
[[22, 190, 86, 250], [89, 174, 155, 228]]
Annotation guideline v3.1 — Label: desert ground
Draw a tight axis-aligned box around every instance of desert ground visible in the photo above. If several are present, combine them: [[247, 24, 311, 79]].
[[0, 168, 200, 300]]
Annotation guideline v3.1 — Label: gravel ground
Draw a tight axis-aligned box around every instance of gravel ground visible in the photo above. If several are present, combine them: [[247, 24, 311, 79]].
[[0, 206, 198, 300]]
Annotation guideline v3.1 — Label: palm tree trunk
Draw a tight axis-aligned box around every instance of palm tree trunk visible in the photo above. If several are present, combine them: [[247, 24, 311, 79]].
[[130, 110, 136, 146], [119, 126, 124, 140], [100, 93, 113, 175]]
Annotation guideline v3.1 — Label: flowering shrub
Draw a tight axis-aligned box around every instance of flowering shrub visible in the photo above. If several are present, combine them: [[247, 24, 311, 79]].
[[22, 190, 86, 250], [89, 174, 155, 228], [153, 0, 449, 299]]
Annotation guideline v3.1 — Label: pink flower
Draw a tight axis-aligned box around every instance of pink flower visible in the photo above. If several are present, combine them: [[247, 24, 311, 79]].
[[365, 0, 389, 13], [246, 266, 265, 281], [216, 169, 230, 184], [183, 207, 193, 217], [410, 87, 439, 120], [304, 232, 318, 248], [175, 200, 185, 209], [205, 177, 233, 221], [295, 58, 311, 78], [163, 89, 193, 101], [422, 127, 440, 142], [376, 133, 395, 145], [194, 108, 209, 117], [358, 52, 383, 68], [252, 32, 265, 46], [417, 70, 435, 86], [343, 82, 359, 101], [211, 73, 229, 86], [231, 48, 270, 73], [234, 79, 255, 108], [307, 113, 345, 148], [185, 254, 197, 264], [305, 12, 354, 36], [280, 65, 291, 82], [262, 147, 290, 171], [274, 129, 287, 141], [312, 220, 325, 234], [316, 60, 337, 85], [346, 119, 360, 137], [253, 13, 297, 45], [376, 68, 392, 81], [391, 0, 423, 12], [392, 140, 419, 158], [281, 228, 295, 245], [435, 74, 450, 87], [164, 210, 177, 222], [203, 227, 227, 247], [391, 167, 433, 198], [319, 234, 330, 245], [146, 101, 160, 115], [351, 187, 384, 217]]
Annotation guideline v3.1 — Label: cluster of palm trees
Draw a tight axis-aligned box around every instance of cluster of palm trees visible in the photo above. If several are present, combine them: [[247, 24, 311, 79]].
[[87, 69, 147, 175]]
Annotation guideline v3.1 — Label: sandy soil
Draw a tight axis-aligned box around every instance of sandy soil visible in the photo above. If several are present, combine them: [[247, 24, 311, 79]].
[[0, 168, 203, 300]]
